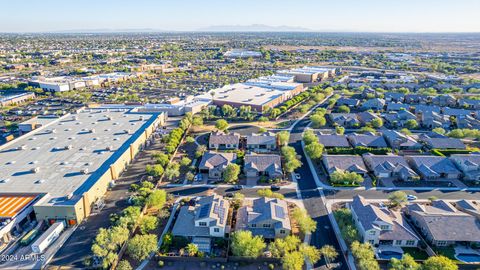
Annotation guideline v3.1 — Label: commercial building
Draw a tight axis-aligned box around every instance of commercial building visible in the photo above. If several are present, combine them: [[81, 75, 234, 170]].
[[0, 92, 35, 107], [210, 79, 304, 113], [224, 49, 262, 58], [0, 106, 166, 226], [277, 66, 338, 83]]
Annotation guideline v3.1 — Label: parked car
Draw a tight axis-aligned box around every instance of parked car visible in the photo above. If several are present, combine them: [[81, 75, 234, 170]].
[[270, 185, 280, 191], [232, 185, 243, 191], [225, 192, 234, 198], [407, 195, 418, 201]]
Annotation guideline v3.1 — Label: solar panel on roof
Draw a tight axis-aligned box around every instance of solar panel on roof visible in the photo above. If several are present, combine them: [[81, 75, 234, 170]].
[[198, 204, 210, 218], [275, 205, 285, 219]]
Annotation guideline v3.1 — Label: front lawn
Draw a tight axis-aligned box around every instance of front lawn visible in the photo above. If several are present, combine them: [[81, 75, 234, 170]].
[[433, 246, 461, 263], [402, 247, 429, 260]]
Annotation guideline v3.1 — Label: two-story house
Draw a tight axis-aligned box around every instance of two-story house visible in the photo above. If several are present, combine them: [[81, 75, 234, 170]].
[[235, 197, 291, 239], [172, 195, 230, 252], [350, 195, 419, 247]]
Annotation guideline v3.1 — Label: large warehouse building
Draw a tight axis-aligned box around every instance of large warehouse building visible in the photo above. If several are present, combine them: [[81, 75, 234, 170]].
[[210, 76, 304, 112], [0, 106, 166, 229]]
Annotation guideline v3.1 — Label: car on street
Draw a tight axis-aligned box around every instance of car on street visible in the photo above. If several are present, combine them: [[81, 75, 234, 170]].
[[270, 185, 280, 191], [225, 192, 234, 198], [232, 185, 243, 190]]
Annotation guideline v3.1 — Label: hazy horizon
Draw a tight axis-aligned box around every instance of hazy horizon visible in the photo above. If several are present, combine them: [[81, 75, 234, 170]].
[[1, 0, 479, 33]]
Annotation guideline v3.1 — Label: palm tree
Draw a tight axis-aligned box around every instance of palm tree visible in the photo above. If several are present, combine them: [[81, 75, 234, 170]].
[[320, 245, 338, 268], [186, 243, 199, 257]]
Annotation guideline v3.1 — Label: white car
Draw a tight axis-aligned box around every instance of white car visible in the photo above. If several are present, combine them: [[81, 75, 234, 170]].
[[407, 195, 418, 201]]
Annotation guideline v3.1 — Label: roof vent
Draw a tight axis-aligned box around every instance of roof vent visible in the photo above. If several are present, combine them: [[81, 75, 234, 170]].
[[90, 128, 95, 133], [51, 129, 57, 133], [67, 193, 73, 200], [34, 179, 44, 184], [0, 178, 10, 183], [18, 145, 27, 150], [124, 129, 131, 134], [81, 168, 89, 174], [65, 145, 73, 150], [106, 145, 113, 151], [31, 167, 40, 173]]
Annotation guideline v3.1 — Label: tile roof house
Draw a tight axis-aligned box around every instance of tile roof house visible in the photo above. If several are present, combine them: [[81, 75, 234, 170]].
[[442, 107, 472, 117], [318, 134, 350, 148], [405, 94, 429, 104], [449, 154, 480, 181], [455, 200, 480, 219], [199, 151, 237, 179], [385, 92, 406, 102], [361, 98, 386, 111], [386, 102, 410, 111], [420, 111, 451, 129], [405, 200, 480, 247], [357, 111, 382, 125], [362, 154, 419, 181], [349, 195, 419, 247], [208, 131, 240, 150], [336, 97, 360, 108], [421, 137, 466, 150], [459, 99, 480, 110], [347, 133, 388, 148], [406, 155, 461, 180], [382, 110, 417, 128], [432, 94, 457, 107], [456, 114, 480, 129], [236, 197, 291, 239], [414, 105, 441, 115], [382, 130, 422, 150], [350, 195, 419, 247], [246, 133, 277, 152], [244, 154, 282, 179], [329, 113, 360, 128], [172, 195, 230, 251], [322, 155, 368, 176]]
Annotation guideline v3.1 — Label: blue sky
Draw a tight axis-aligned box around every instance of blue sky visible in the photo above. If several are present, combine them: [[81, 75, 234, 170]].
[[1, 0, 479, 32]]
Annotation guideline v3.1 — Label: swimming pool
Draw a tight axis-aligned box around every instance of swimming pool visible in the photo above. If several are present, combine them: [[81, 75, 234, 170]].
[[455, 253, 480, 263], [377, 251, 403, 260]]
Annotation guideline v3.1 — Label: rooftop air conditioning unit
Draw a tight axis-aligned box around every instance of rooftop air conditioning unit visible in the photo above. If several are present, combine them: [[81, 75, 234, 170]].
[[106, 145, 113, 151], [67, 193, 73, 200], [31, 167, 40, 173], [18, 145, 27, 150], [0, 178, 10, 183], [81, 168, 89, 174], [90, 129, 95, 133], [65, 145, 73, 150], [51, 129, 57, 133]]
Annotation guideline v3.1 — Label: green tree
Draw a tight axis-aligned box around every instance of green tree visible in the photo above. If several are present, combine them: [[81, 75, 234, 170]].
[[305, 142, 324, 160], [299, 244, 321, 264], [351, 241, 380, 270], [195, 145, 207, 158], [270, 108, 281, 119], [400, 128, 412, 135], [257, 188, 285, 199], [145, 190, 167, 209], [126, 234, 158, 261], [186, 243, 199, 257], [281, 251, 304, 270], [310, 114, 327, 128], [281, 146, 302, 173], [389, 254, 419, 270], [422, 256, 458, 270], [404, 119, 419, 129], [277, 131, 290, 146], [337, 105, 350, 113], [330, 171, 364, 185], [215, 119, 229, 131], [138, 216, 158, 234], [116, 260, 133, 270], [388, 191, 407, 207], [303, 130, 317, 145], [223, 163, 241, 183], [231, 230, 266, 258], [335, 126, 345, 135], [91, 226, 129, 268], [292, 208, 317, 234], [432, 127, 446, 135], [268, 235, 301, 257], [165, 163, 180, 180], [370, 118, 384, 128], [180, 157, 192, 167], [146, 164, 164, 177], [320, 245, 339, 266], [153, 152, 170, 167], [192, 115, 204, 126]]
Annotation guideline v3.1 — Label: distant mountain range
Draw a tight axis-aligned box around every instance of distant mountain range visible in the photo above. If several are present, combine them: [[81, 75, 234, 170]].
[[196, 24, 312, 32], [51, 28, 168, 33]]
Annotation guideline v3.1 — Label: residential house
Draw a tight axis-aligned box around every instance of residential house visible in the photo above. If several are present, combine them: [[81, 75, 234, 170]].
[[385, 92, 405, 103], [336, 97, 360, 108], [405, 94, 429, 104], [420, 111, 451, 129], [442, 107, 471, 117], [382, 110, 417, 128], [456, 115, 480, 129], [347, 133, 388, 148], [362, 88, 377, 98], [208, 131, 240, 150], [244, 154, 282, 179], [405, 200, 480, 247], [235, 197, 291, 239], [246, 133, 277, 152], [172, 195, 230, 252], [361, 98, 386, 111], [382, 130, 422, 150], [450, 154, 480, 181], [329, 113, 360, 127], [357, 111, 382, 126], [459, 99, 480, 110], [199, 151, 237, 179], [362, 154, 419, 181], [350, 195, 419, 247], [455, 200, 480, 219], [421, 137, 466, 150], [322, 155, 368, 176], [406, 156, 461, 180], [318, 134, 350, 148], [414, 105, 441, 115], [432, 94, 457, 107], [386, 102, 410, 112]]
